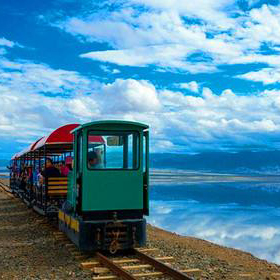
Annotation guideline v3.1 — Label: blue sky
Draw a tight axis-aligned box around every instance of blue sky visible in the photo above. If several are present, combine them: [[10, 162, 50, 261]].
[[1, 0, 280, 158]]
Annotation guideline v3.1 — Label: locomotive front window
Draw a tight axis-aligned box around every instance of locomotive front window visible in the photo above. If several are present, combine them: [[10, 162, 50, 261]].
[[87, 131, 139, 170]]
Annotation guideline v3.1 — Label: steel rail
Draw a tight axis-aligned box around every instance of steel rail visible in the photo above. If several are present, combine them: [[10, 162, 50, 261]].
[[0, 181, 12, 194], [133, 248, 194, 280], [96, 252, 137, 280]]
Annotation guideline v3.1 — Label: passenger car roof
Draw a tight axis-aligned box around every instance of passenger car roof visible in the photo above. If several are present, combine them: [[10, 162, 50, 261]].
[[33, 124, 80, 150]]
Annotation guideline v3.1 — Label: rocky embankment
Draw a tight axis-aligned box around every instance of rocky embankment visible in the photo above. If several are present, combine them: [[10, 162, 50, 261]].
[[0, 178, 280, 279]]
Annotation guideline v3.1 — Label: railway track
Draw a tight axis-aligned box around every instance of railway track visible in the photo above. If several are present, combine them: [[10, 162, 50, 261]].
[[52, 230, 201, 279], [91, 249, 195, 280]]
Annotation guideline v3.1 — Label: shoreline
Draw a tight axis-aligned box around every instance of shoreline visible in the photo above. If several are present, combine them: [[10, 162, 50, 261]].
[[147, 224, 280, 279]]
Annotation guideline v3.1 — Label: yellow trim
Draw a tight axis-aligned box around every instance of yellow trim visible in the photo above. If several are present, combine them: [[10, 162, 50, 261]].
[[59, 210, 79, 232], [48, 177, 68, 181], [58, 210, 65, 222], [65, 214, 71, 226], [48, 190, 68, 195], [48, 186, 67, 190], [48, 181, 68, 185], [70, 218, 79, 232]]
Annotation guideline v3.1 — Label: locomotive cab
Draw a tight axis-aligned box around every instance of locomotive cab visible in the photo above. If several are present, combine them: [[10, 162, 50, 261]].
[[59, 120, 149, 252]]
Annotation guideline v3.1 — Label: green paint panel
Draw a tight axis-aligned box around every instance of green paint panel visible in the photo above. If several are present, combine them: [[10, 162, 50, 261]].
[[82, 170, 143, 211]]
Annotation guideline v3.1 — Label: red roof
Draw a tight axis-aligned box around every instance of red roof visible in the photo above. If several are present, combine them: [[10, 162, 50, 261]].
[[11, 123, 106, 159], [33, 124, 80, 150]]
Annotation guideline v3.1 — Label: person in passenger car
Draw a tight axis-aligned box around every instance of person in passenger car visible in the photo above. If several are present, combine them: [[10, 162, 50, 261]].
[[88, 151, 103, 169], [65, 156, 73, 171], [59, 160, 70, 176], [19, 165, 27, 191], [40, 158, 60, 180], [27, 166, 33, 185]]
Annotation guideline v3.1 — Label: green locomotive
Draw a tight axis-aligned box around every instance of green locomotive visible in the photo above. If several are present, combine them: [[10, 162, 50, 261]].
[[59, 120, 149, 252]]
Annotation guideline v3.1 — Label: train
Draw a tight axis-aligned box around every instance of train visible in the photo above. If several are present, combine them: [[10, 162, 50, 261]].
[[9, 120, 149, 253]]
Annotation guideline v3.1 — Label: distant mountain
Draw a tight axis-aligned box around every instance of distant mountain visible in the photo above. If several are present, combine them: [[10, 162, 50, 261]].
[[150, 151, 280, 174], [2, 151, 280, 175]]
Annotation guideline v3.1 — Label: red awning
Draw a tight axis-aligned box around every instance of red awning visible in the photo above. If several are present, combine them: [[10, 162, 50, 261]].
[[88, 135, 105, 144], [33, 124, 80, 150]]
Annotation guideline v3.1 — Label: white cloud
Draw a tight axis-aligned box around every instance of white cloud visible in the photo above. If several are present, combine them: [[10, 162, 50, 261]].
[[152, 140, 176, 153], [112, 69, 121, 74], [0, 55, 99, 142], [2, 46, 280, 152], [58, 4, 242, 73], [178, 81, 199, 93], [112, 69, 120, 74], [225, 53, 280, 68], [130, 0, 237, 28], [54, 2, 280, 82], [236, 5, 280, 48], [68, 96, 100, 118], [160, 89, 205, 108], [0, 38, 24, 51], [0, 59, 93, 95], [0, 85, 98, 141], [100, 65, 121, 74], [0, 38, 15, 48], [80, 45, 218, 73], [237, 68, 280, 85], [98, 78, 161, 113], [0, 56, 162, 143]]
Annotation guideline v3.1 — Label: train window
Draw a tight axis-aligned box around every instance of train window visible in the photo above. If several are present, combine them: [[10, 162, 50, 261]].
[[87, 131, 139, 170]]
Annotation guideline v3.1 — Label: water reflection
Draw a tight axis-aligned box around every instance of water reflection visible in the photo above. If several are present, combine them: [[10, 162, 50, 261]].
[[148, 171, 280, 264]]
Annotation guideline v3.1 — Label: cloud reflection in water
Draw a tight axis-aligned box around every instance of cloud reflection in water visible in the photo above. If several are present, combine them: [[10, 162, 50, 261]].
[[148, 176, 280, 264]]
